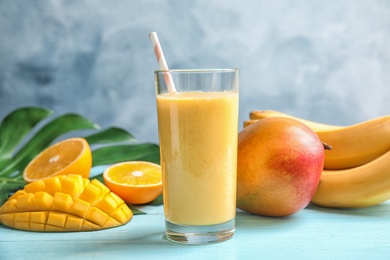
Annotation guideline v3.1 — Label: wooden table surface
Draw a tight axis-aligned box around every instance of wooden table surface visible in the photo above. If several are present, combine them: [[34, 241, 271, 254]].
[[1, 200, 389, 260]]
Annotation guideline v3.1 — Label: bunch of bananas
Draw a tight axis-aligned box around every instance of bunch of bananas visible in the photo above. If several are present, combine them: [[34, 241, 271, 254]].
[[244, 110, 390, 208]]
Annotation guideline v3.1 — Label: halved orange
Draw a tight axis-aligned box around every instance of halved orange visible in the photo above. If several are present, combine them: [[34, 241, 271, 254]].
[[103, 161, 162, 205], [23, 138, 92, 183]]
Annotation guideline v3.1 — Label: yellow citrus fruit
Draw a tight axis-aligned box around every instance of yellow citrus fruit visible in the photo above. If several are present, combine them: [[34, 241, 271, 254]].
[[103, 161, 162, 205], [23, 138, 92, 183]]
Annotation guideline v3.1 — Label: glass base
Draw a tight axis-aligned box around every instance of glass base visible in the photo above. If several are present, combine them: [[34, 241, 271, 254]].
[[165, 219, 235, 245]]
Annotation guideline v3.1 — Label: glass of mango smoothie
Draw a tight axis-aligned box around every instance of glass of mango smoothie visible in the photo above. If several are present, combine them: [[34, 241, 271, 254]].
[[155, 69, 239, 244]]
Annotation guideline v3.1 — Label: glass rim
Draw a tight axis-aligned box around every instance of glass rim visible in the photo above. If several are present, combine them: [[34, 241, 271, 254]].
[[154, 68, 239, 73]]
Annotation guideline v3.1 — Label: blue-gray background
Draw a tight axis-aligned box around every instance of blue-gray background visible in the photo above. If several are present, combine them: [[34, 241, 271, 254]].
[[1, 0, 389, 143]]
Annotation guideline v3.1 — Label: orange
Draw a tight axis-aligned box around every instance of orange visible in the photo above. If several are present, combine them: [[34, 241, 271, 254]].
[[103, 161, 162, 205], [23, 138, 92, 183]]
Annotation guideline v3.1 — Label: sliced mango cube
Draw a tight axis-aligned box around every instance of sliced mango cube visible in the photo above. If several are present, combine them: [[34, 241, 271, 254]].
[[30, 222, 46, 231], [79, 182, 100, 203], [52, 193, 73, 212], [70, 198, 91, 218], [8, 190, 28, 200], [60, 175, 84, 199], [1, 199, 19, 214], [0, 174, 133, 232], [47, 211, 67, 228], [65, 215, 83, 231], [16, 193, 35, 212], [32, 192, 53, 210], [30, 211, 49, 224], [43, 176, 62, 196], [95, 193, 119, 215], [24, 180, 45, 194], [1, 213, 14, 224], [86, 207, 108, 227]]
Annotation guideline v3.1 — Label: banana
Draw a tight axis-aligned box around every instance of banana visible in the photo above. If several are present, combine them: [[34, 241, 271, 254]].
[[243, 119, 259, 128], [249, 110, 343, 131], [246, 110, 390, 169], [317, 115, 390, 169], [311, 148, 390, 208]]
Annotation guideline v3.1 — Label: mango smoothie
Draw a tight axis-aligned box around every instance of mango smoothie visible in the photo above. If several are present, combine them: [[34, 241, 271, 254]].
[[157, 91, 238, 226]]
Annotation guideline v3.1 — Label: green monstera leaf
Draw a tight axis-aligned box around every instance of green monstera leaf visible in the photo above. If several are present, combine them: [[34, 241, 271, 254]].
[[0, 107, 161, 211]]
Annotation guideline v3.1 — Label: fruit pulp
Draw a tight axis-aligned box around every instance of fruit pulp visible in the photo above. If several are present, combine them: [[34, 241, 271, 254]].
[[156, 91, 238, 226]]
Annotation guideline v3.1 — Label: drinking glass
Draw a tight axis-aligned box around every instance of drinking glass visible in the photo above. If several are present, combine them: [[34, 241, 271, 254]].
[[155, 69, 239, 244]]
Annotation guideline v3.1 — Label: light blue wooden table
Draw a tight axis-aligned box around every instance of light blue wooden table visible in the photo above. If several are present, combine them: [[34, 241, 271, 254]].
[[1, 200, 389, 259]]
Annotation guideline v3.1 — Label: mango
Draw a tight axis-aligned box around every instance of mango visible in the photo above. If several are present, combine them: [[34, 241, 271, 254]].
[[237, 117, 326, 217], [0, 174, 133, 232]]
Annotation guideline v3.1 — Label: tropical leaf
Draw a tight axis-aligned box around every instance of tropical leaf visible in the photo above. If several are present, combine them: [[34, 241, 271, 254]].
[[0, 158, 12, 172], [148, 194, 163, 206], [0, 107, 52, 162], [92, 143, 160, 166], [128, 205, 146, 215], [85, 127, 135, 145]]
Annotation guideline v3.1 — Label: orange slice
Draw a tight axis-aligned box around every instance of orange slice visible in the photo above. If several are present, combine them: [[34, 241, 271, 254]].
[[23, 138, 92, 183], [103, 161, 162, 205]]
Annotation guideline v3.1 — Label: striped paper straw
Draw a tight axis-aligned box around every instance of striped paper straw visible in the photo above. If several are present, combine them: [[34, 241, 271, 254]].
[[149, 32, 177, 94]]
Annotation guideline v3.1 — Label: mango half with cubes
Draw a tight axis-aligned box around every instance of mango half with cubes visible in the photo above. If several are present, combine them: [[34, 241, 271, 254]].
[[0, 174, 133, 232]]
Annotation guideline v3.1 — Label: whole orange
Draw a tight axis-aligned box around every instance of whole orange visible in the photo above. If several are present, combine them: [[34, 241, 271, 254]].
[[237, 117, 325, 217]]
